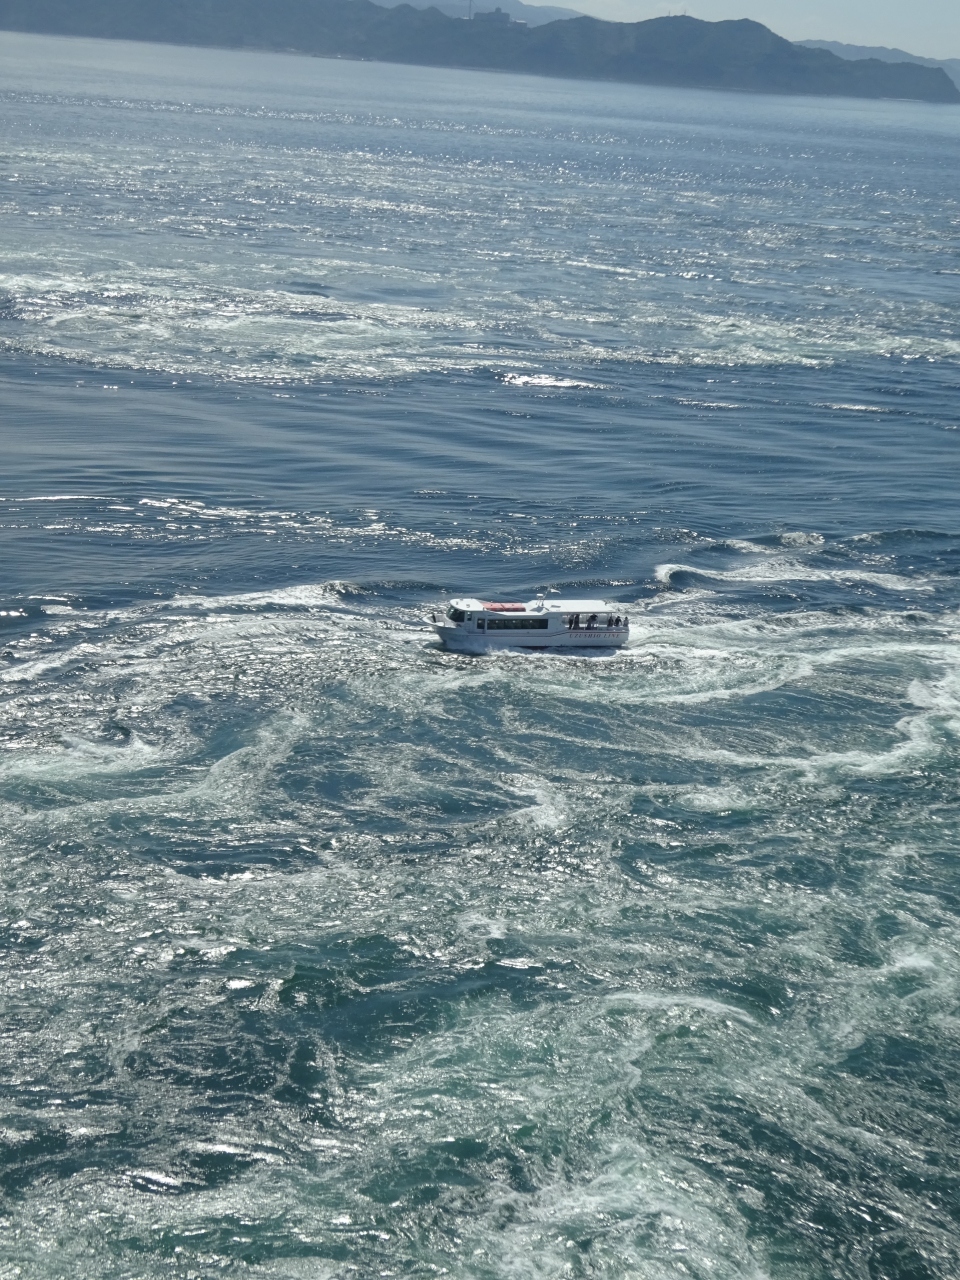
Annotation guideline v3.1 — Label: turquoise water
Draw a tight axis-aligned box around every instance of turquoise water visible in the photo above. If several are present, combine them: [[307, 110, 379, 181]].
[[1, 31, 960, 1280]]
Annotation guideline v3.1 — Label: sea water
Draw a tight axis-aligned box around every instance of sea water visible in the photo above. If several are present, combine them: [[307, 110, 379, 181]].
[[1, 30, 959, 1280]]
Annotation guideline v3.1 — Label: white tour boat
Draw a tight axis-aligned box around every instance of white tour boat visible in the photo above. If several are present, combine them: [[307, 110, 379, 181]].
[[431, 596, 630, 653]]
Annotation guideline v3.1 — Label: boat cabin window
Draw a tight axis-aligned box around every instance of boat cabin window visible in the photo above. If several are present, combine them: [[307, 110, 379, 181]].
[[565, 612, 628, 629], [446, 607, 466, 622], [486, 616, 549, 630]]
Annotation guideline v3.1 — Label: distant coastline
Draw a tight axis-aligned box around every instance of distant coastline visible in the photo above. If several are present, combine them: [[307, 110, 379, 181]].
[[797, 39, 960, 92], [1, 0, 958, 103]]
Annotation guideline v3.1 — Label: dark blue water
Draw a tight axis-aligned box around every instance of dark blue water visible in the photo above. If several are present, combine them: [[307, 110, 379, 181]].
[[1, 30, 960, 1280]]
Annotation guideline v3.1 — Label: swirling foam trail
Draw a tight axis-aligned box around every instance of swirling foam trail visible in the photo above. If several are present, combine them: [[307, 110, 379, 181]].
[[2, 572, 959, 1276]]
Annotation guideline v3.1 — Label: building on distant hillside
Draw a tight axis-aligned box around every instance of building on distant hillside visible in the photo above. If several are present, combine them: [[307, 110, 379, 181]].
[[473, 7, 513, 23]]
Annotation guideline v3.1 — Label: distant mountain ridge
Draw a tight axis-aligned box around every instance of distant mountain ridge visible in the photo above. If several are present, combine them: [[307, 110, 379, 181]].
[[798, 39, 960, 91], [379, 0, 584, 27], [1, 0, 958, 103]]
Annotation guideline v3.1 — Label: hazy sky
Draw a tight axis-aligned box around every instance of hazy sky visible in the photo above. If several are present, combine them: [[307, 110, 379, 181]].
[[571, 0, 960, 60]]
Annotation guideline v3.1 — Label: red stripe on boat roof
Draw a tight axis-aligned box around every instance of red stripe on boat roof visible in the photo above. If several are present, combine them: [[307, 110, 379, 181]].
[[482, 602, 526, 611]]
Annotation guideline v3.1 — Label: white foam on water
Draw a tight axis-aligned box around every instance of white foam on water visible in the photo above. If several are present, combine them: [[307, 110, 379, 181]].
[[817, 403, 894, 413], [601, 990, 759, 1026], [776, 532, 826, 548], [165, 581, 361, 612], [2, 569, 960, 1276], [0, 730, 159, 781], [501, 373, 605, 389], [183, 712, 311, 814], [502, 774, 571, 830], [509, 601, 957, 715], [0, 635, 112, 684], [717, 538, 777, 555], [676, 660, 960, 785], [473, 1149, 773, 1280], [673, 397, 744, 409], [3, 53, 960, 385], [654, 558, 928, 592]]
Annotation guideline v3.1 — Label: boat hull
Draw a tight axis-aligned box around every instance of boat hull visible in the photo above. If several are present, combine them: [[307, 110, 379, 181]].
[[433, 624, 629, 653]]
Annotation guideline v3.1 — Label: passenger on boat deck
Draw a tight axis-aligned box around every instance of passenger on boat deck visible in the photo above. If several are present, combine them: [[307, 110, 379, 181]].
[[587, 613, 597, 628]]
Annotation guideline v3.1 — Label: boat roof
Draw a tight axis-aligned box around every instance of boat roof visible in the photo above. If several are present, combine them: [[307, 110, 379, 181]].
[[450, 597, 623, 613]]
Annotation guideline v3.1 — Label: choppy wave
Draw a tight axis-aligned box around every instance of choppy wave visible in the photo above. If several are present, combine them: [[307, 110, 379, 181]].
[[653, 557, 932, 592], [2, 565, 960, 1276], [1, 37, 959, 383], [2, 266, 958, 384]]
